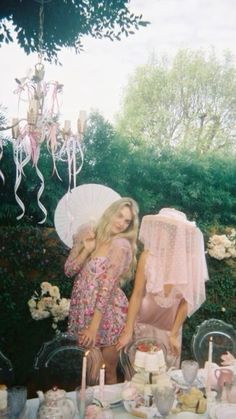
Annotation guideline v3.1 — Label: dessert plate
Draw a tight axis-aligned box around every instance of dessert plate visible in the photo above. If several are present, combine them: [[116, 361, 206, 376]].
[[123, 399, 159, 418], [169, 368, 205, 389], [175, 412, 207, 418]]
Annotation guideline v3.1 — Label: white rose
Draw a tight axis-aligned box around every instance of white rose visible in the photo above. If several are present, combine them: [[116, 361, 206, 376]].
[[30, 308, 50, 320], [28, 298, 36, 309], [208, 246, 226, 260], [41, 281, 52, 294], [49, 286, 60, 299]]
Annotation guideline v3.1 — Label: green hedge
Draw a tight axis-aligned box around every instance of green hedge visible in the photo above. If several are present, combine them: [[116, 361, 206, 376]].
[[0, 226, 71, 386]]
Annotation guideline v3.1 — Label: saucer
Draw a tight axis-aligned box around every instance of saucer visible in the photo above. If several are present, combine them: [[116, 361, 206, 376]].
[[214, 403, 236, 419]]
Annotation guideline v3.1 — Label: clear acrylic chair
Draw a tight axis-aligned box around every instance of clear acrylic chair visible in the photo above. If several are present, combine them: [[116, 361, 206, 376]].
[[191, 318, 236, 367], [0, 349, 14, 386], [33, 333, 103, 391]]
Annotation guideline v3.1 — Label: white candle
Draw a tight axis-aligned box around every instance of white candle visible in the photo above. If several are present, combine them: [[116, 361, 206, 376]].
[[79, 350, 89, 418], [206, 336, 213, 394], [99, 364, 105, 404], [208, 336, 213, 364]]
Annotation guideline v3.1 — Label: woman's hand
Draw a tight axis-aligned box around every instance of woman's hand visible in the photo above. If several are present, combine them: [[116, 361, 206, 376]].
[[116, 328, 133, 351], [169, 334, 180, 357], [78, 325, 97, 347], [83, 229, 96, 254]]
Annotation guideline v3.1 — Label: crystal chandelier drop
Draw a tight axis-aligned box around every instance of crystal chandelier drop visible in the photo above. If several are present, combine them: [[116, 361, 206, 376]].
[[0, 0, 86, 223]]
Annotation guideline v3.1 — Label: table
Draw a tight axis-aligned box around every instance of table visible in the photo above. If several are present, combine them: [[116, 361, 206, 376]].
[[22, 390, 210, 418]]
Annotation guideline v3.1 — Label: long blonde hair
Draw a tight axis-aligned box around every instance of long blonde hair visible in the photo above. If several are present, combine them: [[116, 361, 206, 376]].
[[96, 197, 139, 275]]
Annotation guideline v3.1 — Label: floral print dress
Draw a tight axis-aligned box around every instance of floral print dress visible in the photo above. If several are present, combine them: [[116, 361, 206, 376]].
[[64, 237, 132, 346]]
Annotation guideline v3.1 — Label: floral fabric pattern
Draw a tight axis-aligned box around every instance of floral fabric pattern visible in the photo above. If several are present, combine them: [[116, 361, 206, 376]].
[[64, 237, 132, 346]]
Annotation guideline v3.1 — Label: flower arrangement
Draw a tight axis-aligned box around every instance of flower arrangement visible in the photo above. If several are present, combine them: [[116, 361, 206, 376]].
[[207, 229, 236, 260], [28, 281, 70, 332]]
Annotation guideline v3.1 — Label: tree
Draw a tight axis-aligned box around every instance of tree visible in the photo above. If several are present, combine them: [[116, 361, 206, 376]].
[[116, 49, 236, 154], [0, 0, 149, 62], [79, 111, 131, 195]]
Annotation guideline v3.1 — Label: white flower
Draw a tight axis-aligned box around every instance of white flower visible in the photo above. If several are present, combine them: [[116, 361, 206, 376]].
[[49, 286, 60, 299], [207, 230, 236, 260], [28, 298, 37, 309], [51, 298, 70, 321], [28, 281, 70, 331], [41, 281, 52, 294], [229, 229, 236, 240], [30, 308, 50, 320]]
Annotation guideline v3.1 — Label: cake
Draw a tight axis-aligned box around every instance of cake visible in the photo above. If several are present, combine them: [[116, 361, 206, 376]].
[[134, 343, 166, 374]]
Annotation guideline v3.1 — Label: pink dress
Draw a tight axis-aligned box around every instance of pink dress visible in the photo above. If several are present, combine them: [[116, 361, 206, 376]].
[[64, 237, 132, 346], [135, 288, 184, 367]]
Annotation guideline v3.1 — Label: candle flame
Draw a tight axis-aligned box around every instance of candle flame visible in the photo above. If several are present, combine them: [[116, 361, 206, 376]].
[[102, 364, 105, 369], [85, 350, 90, 357]]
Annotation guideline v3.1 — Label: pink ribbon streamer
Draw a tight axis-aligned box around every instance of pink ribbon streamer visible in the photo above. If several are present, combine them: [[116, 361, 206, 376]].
[[0, 139, 5, 184], [10, 68, 84, 223]]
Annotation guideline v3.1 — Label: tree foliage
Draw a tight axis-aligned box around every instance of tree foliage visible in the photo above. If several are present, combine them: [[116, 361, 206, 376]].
[[0, 0, 149, 62], [116, 49, 236, 154], [79, 111, 131, 195]]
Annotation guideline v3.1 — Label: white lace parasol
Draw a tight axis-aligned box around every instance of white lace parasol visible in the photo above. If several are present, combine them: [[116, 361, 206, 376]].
[[54, 183, 121, 248]]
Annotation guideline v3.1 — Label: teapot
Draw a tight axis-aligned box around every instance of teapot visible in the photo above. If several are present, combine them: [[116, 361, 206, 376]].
[[37, 387, 75, 419]]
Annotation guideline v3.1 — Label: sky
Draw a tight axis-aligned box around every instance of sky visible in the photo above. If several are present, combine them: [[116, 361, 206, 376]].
[[1, 0, 236, 130]]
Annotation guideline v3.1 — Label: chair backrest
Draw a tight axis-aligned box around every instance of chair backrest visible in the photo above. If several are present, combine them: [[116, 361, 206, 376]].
[[0, 350, 14, 386], [33, 333, 103, 391], [191, 318, 236, 367], [119, 336, 168, 381]]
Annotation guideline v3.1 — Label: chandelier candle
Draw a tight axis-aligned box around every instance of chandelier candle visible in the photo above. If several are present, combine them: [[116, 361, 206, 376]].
[[78, 110, 87, 135], [64, 120, 71, 133], [12, 118, 19, 139]]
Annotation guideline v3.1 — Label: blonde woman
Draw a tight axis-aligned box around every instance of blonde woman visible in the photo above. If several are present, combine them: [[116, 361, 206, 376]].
[[64, 197, 139, 383]]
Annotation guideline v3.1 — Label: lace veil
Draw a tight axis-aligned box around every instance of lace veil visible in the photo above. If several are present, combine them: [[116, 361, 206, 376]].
[[139, 208, 209, 316]]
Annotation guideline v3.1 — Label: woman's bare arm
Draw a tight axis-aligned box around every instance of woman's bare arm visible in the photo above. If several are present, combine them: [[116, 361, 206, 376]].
[[169, 298, 188, 356], [116, 251, 147, 350]]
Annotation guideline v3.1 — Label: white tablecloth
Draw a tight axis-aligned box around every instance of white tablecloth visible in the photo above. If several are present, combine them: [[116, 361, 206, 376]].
[[22, 390, 210, 419]]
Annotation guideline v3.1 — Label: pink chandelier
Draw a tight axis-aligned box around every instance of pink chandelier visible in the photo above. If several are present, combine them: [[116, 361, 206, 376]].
[[0, 0, 85, 223]]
